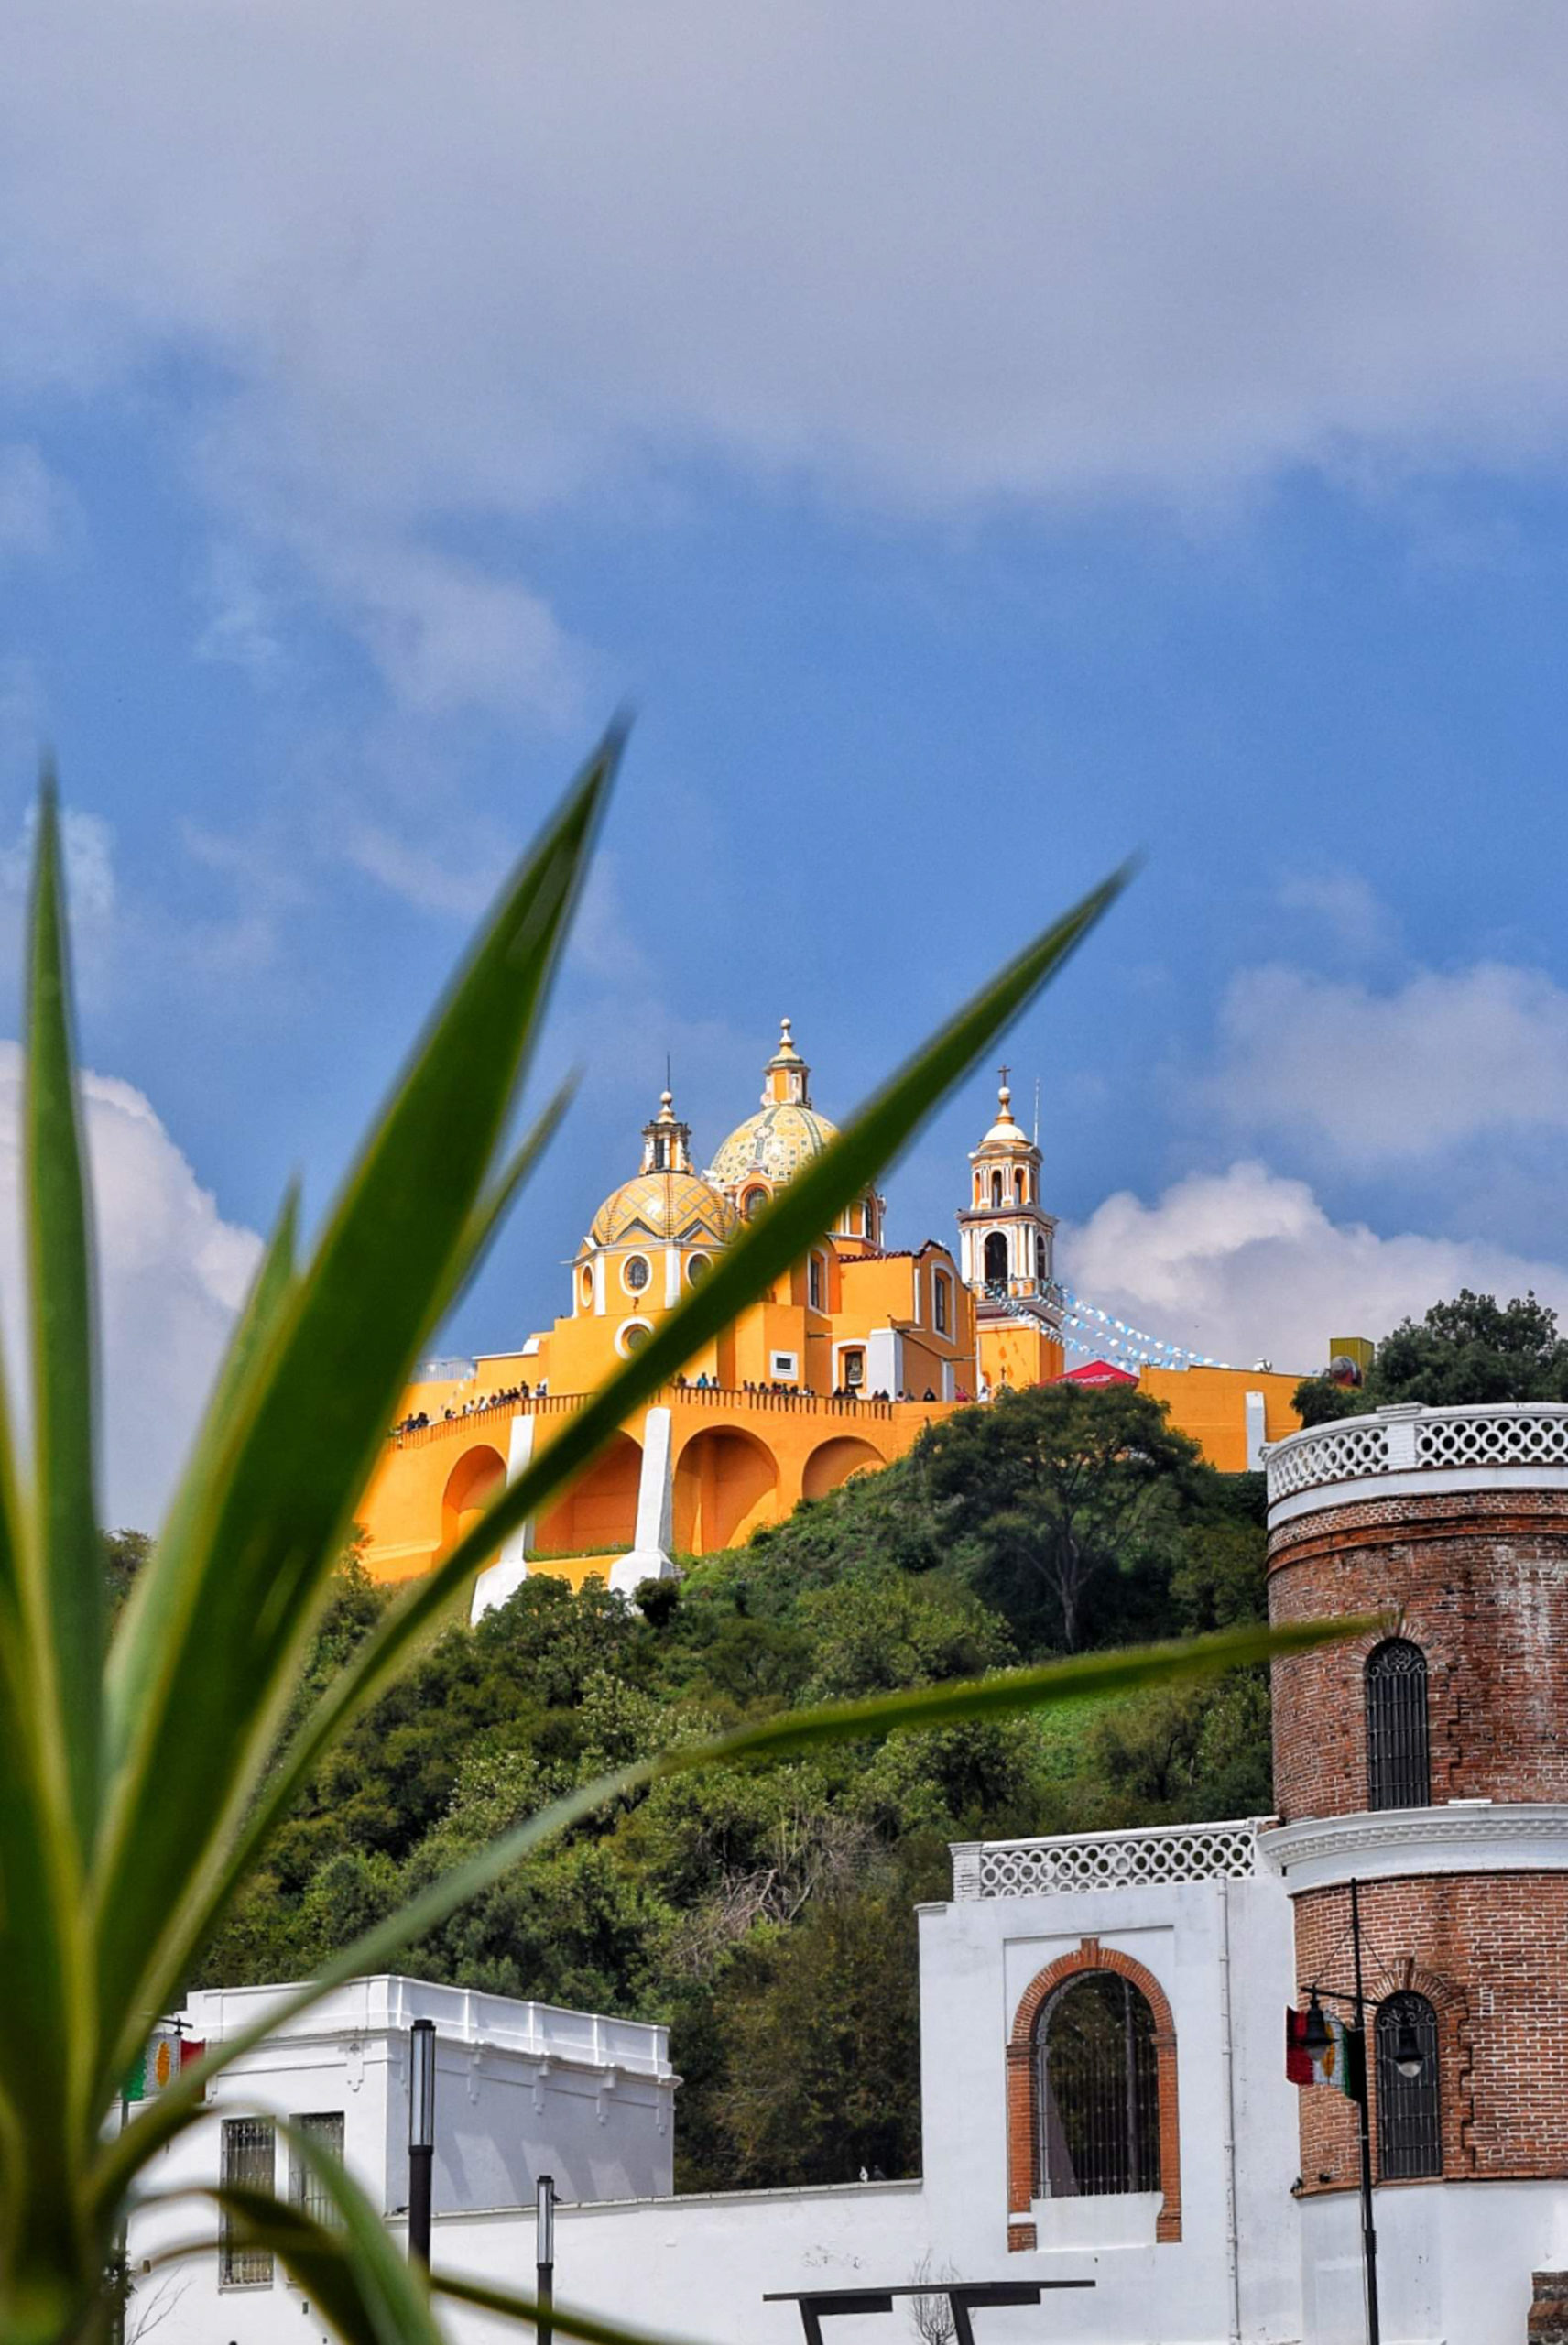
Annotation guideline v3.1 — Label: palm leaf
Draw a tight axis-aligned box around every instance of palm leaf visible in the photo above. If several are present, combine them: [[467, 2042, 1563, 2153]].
[[92, 731, 620, 2093], [23, 780, 103, 1861]]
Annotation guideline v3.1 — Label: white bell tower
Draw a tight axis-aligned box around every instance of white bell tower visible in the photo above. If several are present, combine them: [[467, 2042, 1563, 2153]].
[[956, 1071, 1058, 1305]]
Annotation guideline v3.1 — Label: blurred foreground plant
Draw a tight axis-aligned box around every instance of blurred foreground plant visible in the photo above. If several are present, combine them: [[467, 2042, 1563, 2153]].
[[0, 730, 1362, 2345]]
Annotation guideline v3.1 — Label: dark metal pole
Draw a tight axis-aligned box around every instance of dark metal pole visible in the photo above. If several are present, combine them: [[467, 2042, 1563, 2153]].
[[1350, 1879, 1381, 2345], [408, 2017, 436, 2270], [537, 2173, 555, 2345], [106, 2096, 130, 2345]]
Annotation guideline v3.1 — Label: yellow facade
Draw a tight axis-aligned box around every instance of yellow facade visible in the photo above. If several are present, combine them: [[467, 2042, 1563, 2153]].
[[357, 1034, 1311, 1587]]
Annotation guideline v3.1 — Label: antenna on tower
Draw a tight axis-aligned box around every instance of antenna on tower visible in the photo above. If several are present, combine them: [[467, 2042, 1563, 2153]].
[[1033, 1076, 1040, 1147]]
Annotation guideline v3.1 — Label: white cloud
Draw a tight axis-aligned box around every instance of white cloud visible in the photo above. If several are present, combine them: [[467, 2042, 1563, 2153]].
[[1212, 959, 1568, 1165], [9, 6, 1568, 697], [1065, 1161, 1568, 1376], [1275, 871, 1398, 961], [0, 1045, 262, 1529]]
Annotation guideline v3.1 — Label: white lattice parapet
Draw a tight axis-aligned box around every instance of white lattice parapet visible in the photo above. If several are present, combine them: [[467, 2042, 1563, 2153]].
[[1265, 1401, 1568, 1523], [950, 1817, 1271, 1899]]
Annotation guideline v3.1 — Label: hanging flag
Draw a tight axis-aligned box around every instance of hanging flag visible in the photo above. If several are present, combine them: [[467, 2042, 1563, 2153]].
[[1286, 2008, 1366, 2103], [125, 2027, 191, 2104], [1285, 2007, 1314, 2087]]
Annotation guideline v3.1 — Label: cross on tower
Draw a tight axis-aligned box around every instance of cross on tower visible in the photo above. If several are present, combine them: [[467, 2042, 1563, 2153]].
[[998, 1063, 1010, 1088]]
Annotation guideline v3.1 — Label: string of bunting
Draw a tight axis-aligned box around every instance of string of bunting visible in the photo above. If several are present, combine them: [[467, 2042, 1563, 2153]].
[[1052, 1284, 1237, 1374]]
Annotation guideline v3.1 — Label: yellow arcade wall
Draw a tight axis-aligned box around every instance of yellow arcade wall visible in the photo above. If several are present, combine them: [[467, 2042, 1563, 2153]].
[[357, 1357, 1305, 1587]]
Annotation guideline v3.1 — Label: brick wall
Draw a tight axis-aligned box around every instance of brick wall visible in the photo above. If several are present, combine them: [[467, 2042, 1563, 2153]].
[[1291, 1874, 1568, 2194], [1269, 1489, 1568, 1822]]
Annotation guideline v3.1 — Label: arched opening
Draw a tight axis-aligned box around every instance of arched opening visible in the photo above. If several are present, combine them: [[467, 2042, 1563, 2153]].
[[991, 1169, 1004, 1206], [802, 1435, 883, 1500], [1366, 1638, 1430, 1809], [1036, 1232, 1048, 1284], [533, 1431, 642, 1555], [441, 1445, 506, 1555], [1376, 1992, 1441, 2179], [1035, 1972, 1160, 2200], [674, 1426, 779, 1553], [1014, 1168, 1025, 1202], [985, 1230, 1009, 1291]]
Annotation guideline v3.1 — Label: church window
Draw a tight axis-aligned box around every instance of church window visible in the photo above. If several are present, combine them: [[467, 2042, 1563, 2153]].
[[580, 1266, 593, 1307], [741, 1186, 767, 1221], [1015, 1169, 1025, 1203], [984, 1231, 1009, 1292], [687, 1253, 710, 1283], [620, 1321, 651, 1354], [809, 1254, 824, 1311], [1366, 1639, 1430, 1810], [622, 1253, 651, 1295], [933, 1271, 950, 1335], [991, 1170, 1004, 1207], [1035, 1973, 1160, 2199], [842, 1348, 865, 1389], [1376, 1993, 1441, 2180], [1036, 1233, 1048, 1285]]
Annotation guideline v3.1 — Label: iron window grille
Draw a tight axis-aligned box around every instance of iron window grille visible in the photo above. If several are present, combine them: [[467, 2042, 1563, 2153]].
[[1034, 1972, 1160, 2199], [220, 2116, 276, 2286], [1376, 1992, 1442, 2180], [1365, 1638, 1431, 1810], [289, 2111, 346, 2228]]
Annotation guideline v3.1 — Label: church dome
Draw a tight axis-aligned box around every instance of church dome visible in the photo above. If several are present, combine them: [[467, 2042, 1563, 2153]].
[[589, 1168, 737, 1250], [709, 1101, 840, 1188], [709, 1016, 839, 1191]]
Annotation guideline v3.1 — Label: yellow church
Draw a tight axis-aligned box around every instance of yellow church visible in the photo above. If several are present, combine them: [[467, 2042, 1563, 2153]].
[[357, 1021, 1304, 1604]]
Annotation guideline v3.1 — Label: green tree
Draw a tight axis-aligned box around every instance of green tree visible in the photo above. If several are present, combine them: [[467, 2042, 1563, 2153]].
[[917, 1382, 1205, 1652], [1295, 1289, 1568, 1422], [705, 1882, 924, 2185]]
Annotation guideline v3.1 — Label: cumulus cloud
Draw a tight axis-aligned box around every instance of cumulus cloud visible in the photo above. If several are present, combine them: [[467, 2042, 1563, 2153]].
[[9, 7, 1568, 696], [1211, 959, 1568, 1165], [0, 1045, 262, 1529], [1065, 1161, 1568, 1377]]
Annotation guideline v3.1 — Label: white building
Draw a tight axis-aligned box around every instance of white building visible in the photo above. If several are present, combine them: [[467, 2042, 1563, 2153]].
[[131, 1402, 1568, 2345]]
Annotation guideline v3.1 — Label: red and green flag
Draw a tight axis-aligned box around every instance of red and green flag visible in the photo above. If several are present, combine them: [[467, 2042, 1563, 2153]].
[[125, 2030, 205, 2104]]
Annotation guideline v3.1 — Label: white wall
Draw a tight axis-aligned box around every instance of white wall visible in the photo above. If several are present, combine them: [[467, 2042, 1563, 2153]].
[[1299, 2177, 1568, 2345], [426, 2182, 931, 2345], [125, 1978, 673, 2345], [916, 1872, 1303, 2345]]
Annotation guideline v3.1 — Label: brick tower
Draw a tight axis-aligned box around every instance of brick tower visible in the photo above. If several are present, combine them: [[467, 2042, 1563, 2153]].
[[1265, 1402, 1568, 2343]]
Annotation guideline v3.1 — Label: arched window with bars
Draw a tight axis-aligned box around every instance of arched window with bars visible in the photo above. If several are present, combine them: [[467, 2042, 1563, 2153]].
[[1034, 1971, 1160, 2199], [1365, 1638, 1431, 1810], [1376, 1992, 1441, 2179]]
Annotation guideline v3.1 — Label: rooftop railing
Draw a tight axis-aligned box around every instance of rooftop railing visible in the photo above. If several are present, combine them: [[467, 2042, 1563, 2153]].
[[950, 1816, 1272, 1900], [1265, 1401, 1568, 1511]]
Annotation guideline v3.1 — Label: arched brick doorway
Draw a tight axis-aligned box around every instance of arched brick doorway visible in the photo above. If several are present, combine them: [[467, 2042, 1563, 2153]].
[[1005, 1937, 1181, 2250], [674, 1426, 779, 1552]]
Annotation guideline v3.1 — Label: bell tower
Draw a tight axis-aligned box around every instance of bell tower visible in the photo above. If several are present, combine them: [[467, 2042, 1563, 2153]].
[[957, 1072, 1063, 1392], [639, 1088, 692, 1175]]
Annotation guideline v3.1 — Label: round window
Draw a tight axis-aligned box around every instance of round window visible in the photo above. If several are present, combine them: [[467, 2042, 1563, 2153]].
[[580, 1267, 593, 1305], [621, 1321, 650, 1353], [687, 1254, 710, 1283], [623, 1253, 651, 1293]]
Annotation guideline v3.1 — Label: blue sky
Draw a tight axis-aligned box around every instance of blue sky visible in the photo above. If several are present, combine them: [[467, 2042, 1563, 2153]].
[[6, 3, 1568, 1522]]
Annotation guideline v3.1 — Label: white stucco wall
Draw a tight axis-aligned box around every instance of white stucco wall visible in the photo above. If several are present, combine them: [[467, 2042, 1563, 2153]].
[[916, 1871, 1303, 2345], [423, 2182, 932, 2345]]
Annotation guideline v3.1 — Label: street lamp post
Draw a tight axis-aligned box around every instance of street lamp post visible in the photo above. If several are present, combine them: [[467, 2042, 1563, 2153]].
[[537, 2173, 555, 2345], [1302, 1877, 1399, 2345], [408, 2017, 437, 2270]]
